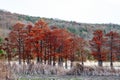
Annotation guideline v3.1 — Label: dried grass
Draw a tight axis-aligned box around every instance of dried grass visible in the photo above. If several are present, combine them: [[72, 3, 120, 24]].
[[67, 63, 120, 76], [0, 61, 16, 80]]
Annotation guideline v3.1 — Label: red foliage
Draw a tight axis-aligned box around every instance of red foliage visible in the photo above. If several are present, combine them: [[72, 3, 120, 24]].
[[5, 19, 85, 66], [105, 31, 120, 67], [90, 30, 107, 66]]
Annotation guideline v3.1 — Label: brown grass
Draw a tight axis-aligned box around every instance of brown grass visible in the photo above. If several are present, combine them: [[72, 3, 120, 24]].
[[0, 61, 16, 80]]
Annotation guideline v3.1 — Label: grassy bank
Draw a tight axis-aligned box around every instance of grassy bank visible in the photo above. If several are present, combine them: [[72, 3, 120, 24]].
[[18, 76, 120, 80]]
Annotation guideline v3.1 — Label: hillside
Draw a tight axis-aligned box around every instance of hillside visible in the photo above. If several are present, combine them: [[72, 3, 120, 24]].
[[0, 9, 120, 39]]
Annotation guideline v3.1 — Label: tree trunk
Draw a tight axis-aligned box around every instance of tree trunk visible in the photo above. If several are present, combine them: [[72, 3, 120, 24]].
[[110, 49, 113, 68], [27, 55, 30, 64], [110, 37, 113, 68], [58, 57, 61, 66], [6, 41, 10, 64], [81, 55, 84, 66], [98, 60, 103, 67], [53, 57, 56, 66], [48, 56, 52, 65], [44, 47, 47, 64], [65, 59, 68, 69], [22, 44, 25, 64], [58, 57, 63, 67], [18, 46, 21, 64], [40, 40, 43, 64], [37, 56, 40, 63], [70, 60, 73, 68]]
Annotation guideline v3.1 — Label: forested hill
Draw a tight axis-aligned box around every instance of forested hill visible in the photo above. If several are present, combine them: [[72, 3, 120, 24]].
[[0, 9, 120, 39]]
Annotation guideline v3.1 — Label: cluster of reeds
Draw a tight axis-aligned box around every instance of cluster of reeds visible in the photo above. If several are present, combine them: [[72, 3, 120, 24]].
[[67, 63, 120, 76], [11, 62, 67, 77]]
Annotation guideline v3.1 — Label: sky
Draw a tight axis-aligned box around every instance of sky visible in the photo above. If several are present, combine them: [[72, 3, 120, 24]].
[[0, 0, 120, 24]]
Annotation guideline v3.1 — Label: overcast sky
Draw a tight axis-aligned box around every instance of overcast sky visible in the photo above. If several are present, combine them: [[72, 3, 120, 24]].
[[0, 0, 120, 24]]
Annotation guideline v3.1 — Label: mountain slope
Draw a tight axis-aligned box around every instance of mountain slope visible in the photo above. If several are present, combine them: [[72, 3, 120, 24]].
[[0, 9, 120, 39]]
